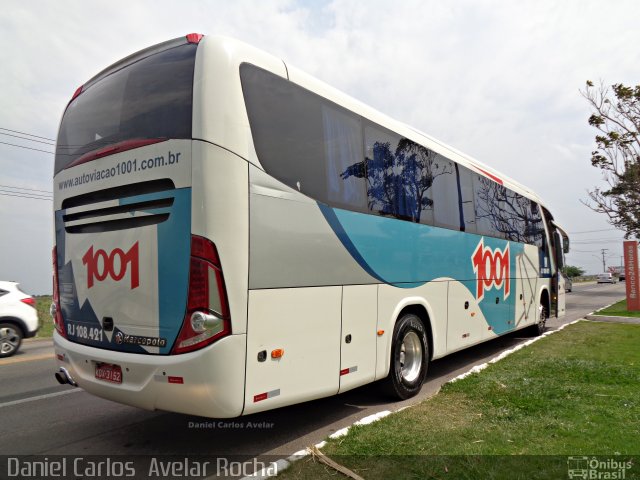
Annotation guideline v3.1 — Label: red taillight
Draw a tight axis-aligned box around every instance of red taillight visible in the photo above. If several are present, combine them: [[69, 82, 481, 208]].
[[171, 236, 230, 354], [186, 33, 204, 44], [64, 85, 83, 112], [52, 247, 66, 338], [20, 297, 35, 307], [191, 235, 220, 266], [71, 85, 83, 102]]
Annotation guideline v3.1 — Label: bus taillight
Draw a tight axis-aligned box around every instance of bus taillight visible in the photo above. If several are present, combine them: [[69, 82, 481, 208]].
[[51, 247, 66, 338], [186, 33, 204, 44], [171, 236, 231, 354]]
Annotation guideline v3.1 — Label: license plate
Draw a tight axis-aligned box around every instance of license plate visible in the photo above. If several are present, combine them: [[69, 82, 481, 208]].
[[95, 363, 122, 384]]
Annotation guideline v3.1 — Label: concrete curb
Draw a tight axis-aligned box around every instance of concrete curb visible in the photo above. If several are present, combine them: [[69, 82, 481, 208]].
[[243, 319, 584, 479], [585, 314, 640, 324]]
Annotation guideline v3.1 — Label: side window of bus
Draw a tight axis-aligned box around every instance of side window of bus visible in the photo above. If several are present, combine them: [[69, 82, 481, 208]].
[[457, 166, 476, 233], [240, 64, 367, 211], [322, 105, 367, 210], [362, 125, 418, 222], [501, 190, 533, 243], [430, 155, 459, 229], [527, 201, 545, 247], [358, 125, 455, 225], [501, 192, 548, 245], [473, 173, 506, 239]]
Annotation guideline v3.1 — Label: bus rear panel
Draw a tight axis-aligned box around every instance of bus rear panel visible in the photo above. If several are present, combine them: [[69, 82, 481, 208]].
[[52, 35, 247, 418]]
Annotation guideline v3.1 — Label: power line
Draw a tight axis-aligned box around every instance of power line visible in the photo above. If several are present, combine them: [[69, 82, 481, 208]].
[[572, 238, 626, 244], [0, 139, 88, 156], [0, 188, 51, 198], [0, 184, 52, 194], [0, 141, 54, 154], [0, 127, 56, 142], [0, 125, 109, 149], [0, 187, 51, 197], [568, 228, 621, 235], [0, 132, 55, 146], [0, 191, 52, 201]]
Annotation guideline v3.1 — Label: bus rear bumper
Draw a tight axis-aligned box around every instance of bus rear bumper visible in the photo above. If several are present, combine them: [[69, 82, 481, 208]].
[[53, 332, 247, 418]]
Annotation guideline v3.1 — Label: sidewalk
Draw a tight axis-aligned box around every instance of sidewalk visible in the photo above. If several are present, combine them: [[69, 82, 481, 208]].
[[585, 314, 640, 325]]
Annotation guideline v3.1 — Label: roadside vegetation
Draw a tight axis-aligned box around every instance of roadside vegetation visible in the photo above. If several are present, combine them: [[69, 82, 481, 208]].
[[280, 321, 640, 479], [596, 299, 640, 318], [34, 295, 53, 338]]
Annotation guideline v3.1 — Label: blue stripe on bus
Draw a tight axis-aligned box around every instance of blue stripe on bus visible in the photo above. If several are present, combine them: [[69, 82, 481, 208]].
[[318, 204, 387, 284], [319, 203, 525, 335], [120, 188, 191, 354]]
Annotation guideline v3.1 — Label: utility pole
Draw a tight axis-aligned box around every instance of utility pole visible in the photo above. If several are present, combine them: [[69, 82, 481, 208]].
[[601, 248, 608, 272]]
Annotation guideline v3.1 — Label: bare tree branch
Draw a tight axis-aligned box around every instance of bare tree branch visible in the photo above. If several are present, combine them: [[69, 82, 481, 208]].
[[581, 80, 640, 238]]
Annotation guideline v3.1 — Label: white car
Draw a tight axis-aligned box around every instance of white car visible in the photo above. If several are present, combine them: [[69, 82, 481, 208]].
[[596, 273, 617, 284], [0, 281, 39, 357]]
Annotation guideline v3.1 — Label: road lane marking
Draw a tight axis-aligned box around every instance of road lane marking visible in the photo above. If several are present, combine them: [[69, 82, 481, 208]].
[[0, 388, 82, 409], [0, 353, 54, 366]]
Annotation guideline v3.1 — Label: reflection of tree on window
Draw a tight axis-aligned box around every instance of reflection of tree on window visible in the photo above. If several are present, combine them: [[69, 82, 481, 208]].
[[340, 136, 453, 223], [474, 175, 543, 244]]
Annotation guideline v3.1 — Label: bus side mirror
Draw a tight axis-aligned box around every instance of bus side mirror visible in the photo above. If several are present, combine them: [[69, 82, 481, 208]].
[[563, 236, 570, 254]]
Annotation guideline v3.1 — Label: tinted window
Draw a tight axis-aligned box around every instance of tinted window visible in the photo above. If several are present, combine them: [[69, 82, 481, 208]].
[[356, 126, 456, 224], [0, 289, 7, 298], [431, 155, 459, 229], [241, 64, 367, 211], [527, 202, 545, 247], [501, 190, 533, 242], [458, 166, 476, 233], [473, 173, 544, 245], [55, 43, 197, 174], [323, 106, 367, 208], [242, 63, 545, 240], [474, 174, 506, 239]]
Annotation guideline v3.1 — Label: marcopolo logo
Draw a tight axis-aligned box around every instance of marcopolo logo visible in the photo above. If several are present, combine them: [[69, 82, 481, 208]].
[[114, 331, 167, 348], [82, 242, 139, 289], [472, 238, 510, 301]]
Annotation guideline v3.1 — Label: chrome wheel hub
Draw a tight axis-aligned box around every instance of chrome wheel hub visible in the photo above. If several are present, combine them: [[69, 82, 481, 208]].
[[399, 331, 422, 383], [0, 327, 19, 355]]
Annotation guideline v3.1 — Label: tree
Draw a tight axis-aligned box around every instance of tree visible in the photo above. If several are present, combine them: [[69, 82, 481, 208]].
[[562, 265, 585, 278], [340, 138, 453, 222], [474, 176, 544, 244], [581, 80, 640, 238]]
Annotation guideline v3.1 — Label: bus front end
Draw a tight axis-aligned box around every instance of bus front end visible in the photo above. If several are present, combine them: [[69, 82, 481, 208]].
[[51, 34, 247, 418]]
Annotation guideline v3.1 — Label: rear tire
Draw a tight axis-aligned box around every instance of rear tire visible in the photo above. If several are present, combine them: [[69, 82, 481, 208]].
[[0, 323, 23, 358], [385, 313, 429, 400], [528, 303, 548, 337]]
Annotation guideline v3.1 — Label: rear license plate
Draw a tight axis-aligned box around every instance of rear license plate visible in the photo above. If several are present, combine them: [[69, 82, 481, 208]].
[[95, 363, 122, 384]]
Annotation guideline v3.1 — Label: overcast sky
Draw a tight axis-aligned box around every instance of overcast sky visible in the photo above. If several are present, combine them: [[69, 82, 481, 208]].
[[1, 0, 638, 294]]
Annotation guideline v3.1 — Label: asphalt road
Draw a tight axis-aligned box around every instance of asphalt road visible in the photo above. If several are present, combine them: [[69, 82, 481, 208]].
[[0, 282, 627, 463]]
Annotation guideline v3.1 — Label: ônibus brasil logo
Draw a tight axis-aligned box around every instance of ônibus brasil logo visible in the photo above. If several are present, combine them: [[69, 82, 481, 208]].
[[472, 238, 510, 301], [82, 242, 139, 289]]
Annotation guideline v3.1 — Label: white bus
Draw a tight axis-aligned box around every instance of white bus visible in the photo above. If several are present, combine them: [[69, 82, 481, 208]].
[[52, 34, 569, 418]]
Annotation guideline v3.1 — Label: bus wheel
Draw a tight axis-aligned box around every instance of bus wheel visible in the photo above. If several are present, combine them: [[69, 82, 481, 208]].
[[385, 313, 429, 400], [529, 304, 548, 337]]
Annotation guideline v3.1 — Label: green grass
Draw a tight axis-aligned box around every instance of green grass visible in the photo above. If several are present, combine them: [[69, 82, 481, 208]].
[[34, 295, 54, 338], [279, 322, 640, 479], [596, 299, 640, 318]]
